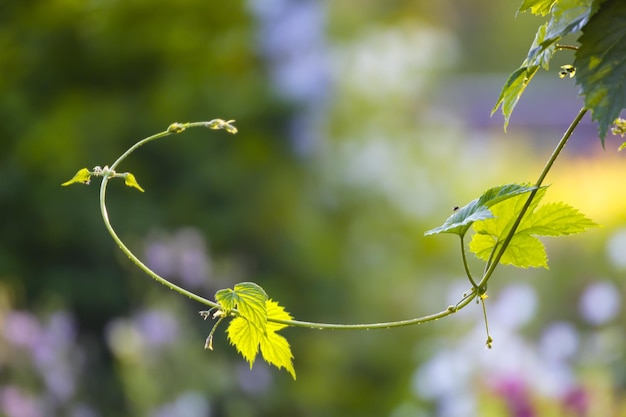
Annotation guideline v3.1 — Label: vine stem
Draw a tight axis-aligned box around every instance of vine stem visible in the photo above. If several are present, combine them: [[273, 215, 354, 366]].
[[100, 123, 223, 309], [99, 109, 586, 332], [477, 107, 588, 290]]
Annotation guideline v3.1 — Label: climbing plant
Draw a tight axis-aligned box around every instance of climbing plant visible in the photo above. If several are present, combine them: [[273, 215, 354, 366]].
[[63, 0, 625, 379]]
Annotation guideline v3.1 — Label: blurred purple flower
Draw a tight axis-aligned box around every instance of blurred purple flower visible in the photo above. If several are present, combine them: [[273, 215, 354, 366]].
[[492, 376, 535, 417], [2, 311, 41, 350], [134, 309, 179, 348], [149, 391, 210, 417], [144, 228, 212, 290], [0, 386, 44, 417], [579, 281, 621, 325], [562, 386, 588, 416]]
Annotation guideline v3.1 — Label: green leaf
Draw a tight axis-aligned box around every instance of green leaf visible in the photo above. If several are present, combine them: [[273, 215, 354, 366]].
[[225, 298, 296, 379], [525, 23, 557, 70], [543, 0, 594, 45], [215, 282, 268, 329], [124, 173, 145, 192], [469, 188, 599, 268], [492, 66, 539, 130], [425, 184, 536, 237], [260, 300, 296, 379], [61, 168, 91, 186], [227, 317, 262, 365], [471, 232, 548, 268], [496, 0, 595, 129], [518, 0, 557, 16], [574, 0, 626, 142]]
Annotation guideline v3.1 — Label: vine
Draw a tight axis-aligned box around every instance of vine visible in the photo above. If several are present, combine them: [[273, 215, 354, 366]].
[[63, 0, 625, 379]]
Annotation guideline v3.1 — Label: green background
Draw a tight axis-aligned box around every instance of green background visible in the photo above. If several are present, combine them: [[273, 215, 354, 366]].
[[1, 1, 625, 416]]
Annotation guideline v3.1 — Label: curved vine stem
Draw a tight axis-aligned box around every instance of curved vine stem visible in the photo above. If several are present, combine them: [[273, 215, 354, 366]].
[[98, 109, 586, 332], [477, 107, 588, 291]]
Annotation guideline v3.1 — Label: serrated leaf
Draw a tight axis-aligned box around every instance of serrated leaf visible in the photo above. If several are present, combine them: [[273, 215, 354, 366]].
[[470, 233, 548, 268], [124, 173, 145, 192], [519, 201, 599, 235], [215, 282, 268, 330], [469, 188, 598, 268], [260, 331, 296, 379], [425, 184, 536, 237], [544, 0, 594, 44], [227, 317, 261, 366], [260, 299, 295, 379], [525, 23, 557, 70], [225, 298, 295, 379], [497, 0, 595, 129], [61, 168, 91, 186], [492, 66, 539, 130], [574, 0, 626, 142], [518, 0, 557, 16]]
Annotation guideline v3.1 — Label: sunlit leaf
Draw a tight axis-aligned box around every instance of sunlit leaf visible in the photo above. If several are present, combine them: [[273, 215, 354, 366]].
[[227, 317, 261, 366], [216, 282, 268, 329], [518, 0, 557, 16], [469, 188, 598, 268], [260, 300, 296, 379], [61, 168, 91, 186], [260, 330, 296, 379], [425, 184, 536, 237], [492, 66, 539, 130], [124, 173, 145, 192], [223, 297, 295, 379], [496, 0, 595, 129], [574, 0, 626, 142]]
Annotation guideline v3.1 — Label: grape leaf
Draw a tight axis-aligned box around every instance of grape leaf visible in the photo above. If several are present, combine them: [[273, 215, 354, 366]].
[[226, 299, 296, 379], [216, 282, 268, 330], [492, 66, 539, 131], [574, 0, 626, 142], [469, 188, 598, 268], [259, 300, 296, 379], [227, 317, 262, 365], [425, 184, 536, 237], [495, 0, 595, 129]]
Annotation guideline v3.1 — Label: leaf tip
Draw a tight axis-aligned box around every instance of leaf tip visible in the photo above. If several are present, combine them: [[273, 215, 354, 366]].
[[62, 168, 91, 186]]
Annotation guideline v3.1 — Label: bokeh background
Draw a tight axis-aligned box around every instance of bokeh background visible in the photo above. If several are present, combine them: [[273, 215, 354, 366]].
[[1, 1, 626, 416]]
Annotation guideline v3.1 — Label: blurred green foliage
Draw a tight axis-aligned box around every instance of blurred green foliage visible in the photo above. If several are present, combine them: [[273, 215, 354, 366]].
[[1, 0, 625, 416]]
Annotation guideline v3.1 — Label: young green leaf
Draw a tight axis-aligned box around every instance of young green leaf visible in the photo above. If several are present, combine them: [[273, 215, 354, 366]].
[[496, 0, 595, 129], [492, 66, 539, 130], [469, 188, 599, 268], [543, 0, 594, 46], [215, 282, 268, 329], [227, 316, 262, 365], [260, 300, 296, 379], [61, 168, 92, 186], [124, 173, 145, 192], [226, 298, 296, 379], [425, 184, 536, 237], [574, 0, 626, 142]]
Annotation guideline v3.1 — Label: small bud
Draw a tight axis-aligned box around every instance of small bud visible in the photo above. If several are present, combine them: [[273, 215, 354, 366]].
[[611, 118, 626, 137], [485, 336, 493, 349], [205, 334, 214, 350], [167, 122, 187, 133], [559, 64, 575, 78], [205, 119, 237, 134]]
